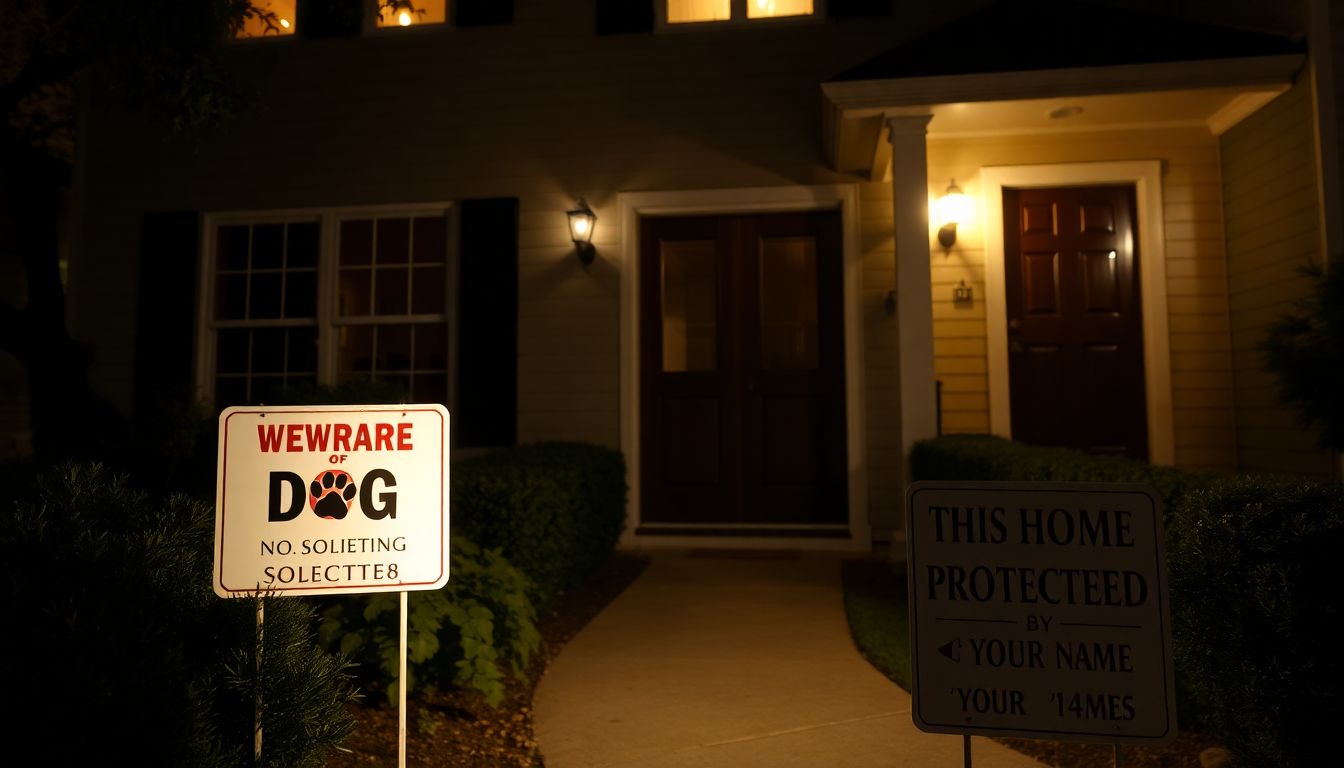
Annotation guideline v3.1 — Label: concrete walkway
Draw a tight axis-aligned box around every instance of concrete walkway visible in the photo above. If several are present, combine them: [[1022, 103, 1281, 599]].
[[533, 549, 1047, 767]]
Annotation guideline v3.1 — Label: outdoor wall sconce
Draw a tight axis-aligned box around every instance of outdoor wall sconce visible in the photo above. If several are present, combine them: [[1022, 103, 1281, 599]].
[[934, 179, 971, 250], [567, 199, 597, 266]]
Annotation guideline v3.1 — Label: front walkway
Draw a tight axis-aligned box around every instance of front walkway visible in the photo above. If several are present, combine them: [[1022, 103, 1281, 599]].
[[533, 549, 1047, 767]]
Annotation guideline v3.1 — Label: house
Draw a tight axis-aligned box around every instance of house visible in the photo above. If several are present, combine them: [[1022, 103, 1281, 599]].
[[39, 0, 1344, 548]]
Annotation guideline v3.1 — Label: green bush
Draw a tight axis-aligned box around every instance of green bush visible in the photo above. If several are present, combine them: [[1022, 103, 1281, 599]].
[[317, 536, 540, 707], [452, 442, 627, 611], [0, 462, 359, 767], [1168, 477, 1344, 767]]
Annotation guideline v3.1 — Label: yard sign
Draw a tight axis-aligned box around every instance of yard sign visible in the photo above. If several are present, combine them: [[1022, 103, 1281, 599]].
[[905, 481, 1176, 745], [214, 404, 450, 598]]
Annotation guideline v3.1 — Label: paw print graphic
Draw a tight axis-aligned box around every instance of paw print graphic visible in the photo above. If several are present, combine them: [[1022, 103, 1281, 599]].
[[309, 470, 357, 520]]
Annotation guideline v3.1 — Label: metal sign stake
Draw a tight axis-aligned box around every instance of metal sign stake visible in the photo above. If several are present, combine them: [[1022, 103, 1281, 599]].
[[400, 590, 409, 768], [963, 734, 972, 768], [255, 598, 264, 765], [1114, 743, 1121, 768]]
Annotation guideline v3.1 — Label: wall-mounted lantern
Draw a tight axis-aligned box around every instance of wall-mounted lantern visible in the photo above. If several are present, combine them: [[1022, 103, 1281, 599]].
[[934, 179, 971, 250], [567, 199, 596, 266]]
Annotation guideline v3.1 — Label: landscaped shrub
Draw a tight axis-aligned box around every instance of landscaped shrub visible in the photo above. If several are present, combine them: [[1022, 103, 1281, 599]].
[[0, 462, 359, 767], [452, 442, 628, 611], [1168, 477, 1344, 767], [316, 536, 540, 706]]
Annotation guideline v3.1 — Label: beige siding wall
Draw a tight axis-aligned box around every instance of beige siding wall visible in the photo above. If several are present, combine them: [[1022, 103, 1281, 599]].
[[1220, 79, 1337, 478], [926, 126, 1238, 471]]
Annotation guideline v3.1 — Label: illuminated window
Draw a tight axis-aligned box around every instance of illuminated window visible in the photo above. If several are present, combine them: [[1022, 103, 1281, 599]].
[[205, 207, 452, 408], [666, 0, 812, 24], [376, 0, 448, 28], [235, 0, 297, 39]]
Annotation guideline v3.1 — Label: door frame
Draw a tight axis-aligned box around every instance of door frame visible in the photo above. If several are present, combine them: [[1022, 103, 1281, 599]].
[[618, 185, 868, 549], [982, 161, 1175, 465]]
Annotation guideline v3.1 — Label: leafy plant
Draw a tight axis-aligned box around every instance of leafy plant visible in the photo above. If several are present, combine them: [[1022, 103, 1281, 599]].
[[1259, 262, 1344, 451], [318, 536, 540, 707]]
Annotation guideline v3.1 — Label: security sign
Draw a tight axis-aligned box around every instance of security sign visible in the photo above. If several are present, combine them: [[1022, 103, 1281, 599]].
[[214, 404, 449, 598]]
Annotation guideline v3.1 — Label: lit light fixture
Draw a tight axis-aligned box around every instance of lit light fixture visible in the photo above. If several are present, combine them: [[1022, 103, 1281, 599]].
[[934, 179, 972, 250], [279, 18, 291, 28], [567, 199, 597, 266], [398, 9, 413, 25]]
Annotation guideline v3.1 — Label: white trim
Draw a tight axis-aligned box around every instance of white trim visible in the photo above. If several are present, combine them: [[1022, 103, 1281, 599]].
[[981, 162, 1175, 466], [618, 184, 869, 550], [1207, 90, 1288, 136]]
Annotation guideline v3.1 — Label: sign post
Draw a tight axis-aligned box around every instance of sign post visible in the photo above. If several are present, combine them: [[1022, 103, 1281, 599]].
[[905, 481, 1175, 761], [215, 403, 450, 767]]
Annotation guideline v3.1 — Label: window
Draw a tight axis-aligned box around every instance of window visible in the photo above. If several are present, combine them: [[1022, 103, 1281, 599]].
[[203, 207, 453, 408], [236, 0, 298, 38], [665, 0, 814, 24], [376, 0, 448, 29]]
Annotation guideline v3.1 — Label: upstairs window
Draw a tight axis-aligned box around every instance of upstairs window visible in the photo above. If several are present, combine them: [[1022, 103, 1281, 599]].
[[376, 0, 448, 29], [236, 0, 298, 38], [666, 0, 814, 24]]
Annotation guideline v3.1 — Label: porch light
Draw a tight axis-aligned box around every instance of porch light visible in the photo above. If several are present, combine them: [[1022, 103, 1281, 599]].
[[935, 179, 971, 250], [567, 199, 597, 266]]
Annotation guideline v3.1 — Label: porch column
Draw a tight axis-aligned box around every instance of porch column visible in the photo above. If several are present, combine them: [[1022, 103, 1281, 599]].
[[886, 114, 938, 535]]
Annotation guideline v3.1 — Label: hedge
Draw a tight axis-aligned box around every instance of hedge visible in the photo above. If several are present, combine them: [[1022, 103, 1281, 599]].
[[452, 442, 628, 612], [910, 434, 1344, 767]]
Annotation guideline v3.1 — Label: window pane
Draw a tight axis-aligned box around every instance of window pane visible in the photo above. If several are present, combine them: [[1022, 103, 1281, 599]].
[[413, 373, 448, 403], [668, 0, 729, 22], [217, 329, 250, 374], [376, 0, 447, 27], [758, 236, 819, 370], [288, 221, 319, 268], [218, 226, 249, 271], [252, 375, 285, 404], [285, 269, 317, 318], [288, 327, 318, 374], [252, 224, 284, 269], [661, 240, 717, 372], [236, 0, 297, 38], [339, 268, 372, 316], [411, 266, 445, 314], [412, 216, 447, 264], [375, 268, 409, 315], [378, 324, 413, 371], [253, 327, 287, 372], [250, 272, 283, 319], [376, 218, 411, 265], [415, 322, 448, 369], [339, 326, 374, 373], [746, 0, 812, 18], [341, 219, 374, 266], [216, 274, 248, 320], [375, 374, 412, 401]]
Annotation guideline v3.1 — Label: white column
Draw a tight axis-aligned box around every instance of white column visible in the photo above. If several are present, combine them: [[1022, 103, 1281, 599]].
[[886, 115, 938, 536]]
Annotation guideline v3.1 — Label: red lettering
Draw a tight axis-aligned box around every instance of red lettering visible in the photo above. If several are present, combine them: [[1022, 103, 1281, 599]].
[[258, 424, 284, 452], [305, 423, 331, 452], [398, 422, 413, 450], [374, 423, 393, 451], [334, 424, 352, 452], [286, 424, 302, 452], [352, 423, 372, 451]]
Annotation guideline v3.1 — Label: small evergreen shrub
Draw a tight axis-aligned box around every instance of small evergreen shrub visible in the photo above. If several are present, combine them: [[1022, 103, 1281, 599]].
[[1259, 262, 1344, 451], [0, 462, 359, 767], [452, 442, 627, 610], [317, 536, 540, 707], [1168, 477, 1344, 768]]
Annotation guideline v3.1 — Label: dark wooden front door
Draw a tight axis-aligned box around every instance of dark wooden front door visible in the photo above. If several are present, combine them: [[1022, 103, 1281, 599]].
[[1003, 185, 1148, 459], [640, 211, 847, 525]]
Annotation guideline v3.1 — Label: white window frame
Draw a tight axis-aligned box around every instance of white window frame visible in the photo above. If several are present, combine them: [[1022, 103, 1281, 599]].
[[196, 202, 458, 409], [657, 0, 825, 30]]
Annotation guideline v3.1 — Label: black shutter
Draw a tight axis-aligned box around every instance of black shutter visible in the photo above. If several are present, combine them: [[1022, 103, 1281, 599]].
[[297, 0, 365, 39], [456, 0, 513, 26], [456, 198, 518, 447], [828, 0, 892, 19], [133, 211, 200, 433], [596, 0, 654, 35]]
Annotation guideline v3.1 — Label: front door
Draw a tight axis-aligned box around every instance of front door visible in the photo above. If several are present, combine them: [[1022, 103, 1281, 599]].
[[639, 211, 847, 527], [1003, 185, 1148, 459]]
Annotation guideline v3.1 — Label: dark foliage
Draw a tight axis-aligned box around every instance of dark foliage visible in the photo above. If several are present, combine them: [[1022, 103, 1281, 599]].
[[0, 462, 359, 767], [453, 442, 628, 611], [1259, 262, 1344, 452]]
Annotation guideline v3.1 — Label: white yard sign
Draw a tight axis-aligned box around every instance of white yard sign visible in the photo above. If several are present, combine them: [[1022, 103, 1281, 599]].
[[214, 404, 450, 598], [905, 481, 1175, 745]]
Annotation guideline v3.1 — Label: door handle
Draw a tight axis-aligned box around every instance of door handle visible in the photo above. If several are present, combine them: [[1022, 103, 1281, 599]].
[[1008, 318, 1021, 333]]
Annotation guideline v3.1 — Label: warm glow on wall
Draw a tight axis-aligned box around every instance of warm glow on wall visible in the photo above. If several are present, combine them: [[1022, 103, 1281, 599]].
[[746, 0, 812, 18], [377, 0, 447, 28], [667, 0, 730, 23], [236, 0, 297, 38]]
